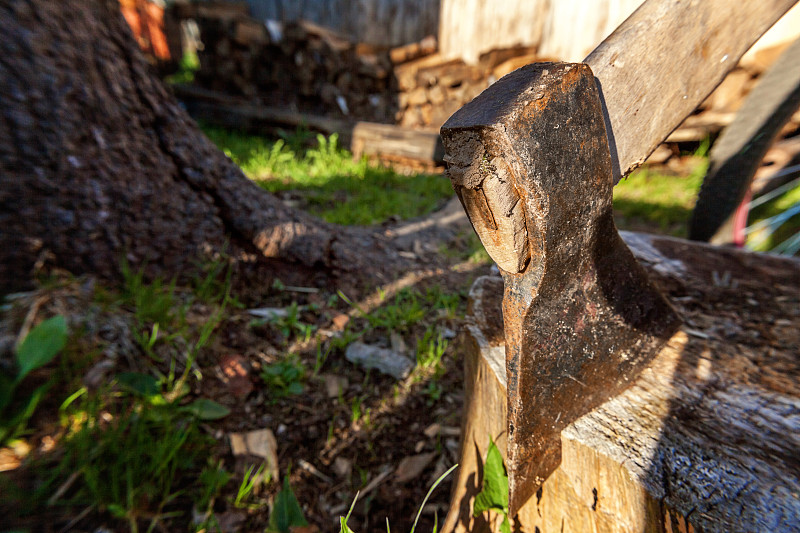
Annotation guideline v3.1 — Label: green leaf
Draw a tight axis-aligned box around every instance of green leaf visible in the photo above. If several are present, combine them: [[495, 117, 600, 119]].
[[286, 382, 304, 395], [472, 439, 508, 516], [338, 491, 358, 533], [15, 316, 68, 381], [182, 398, 230, 420], [270, 477, 308, 533], [116, 372, 159, 397], [500, 514, 511, 533], [107, 503, 127, 518]]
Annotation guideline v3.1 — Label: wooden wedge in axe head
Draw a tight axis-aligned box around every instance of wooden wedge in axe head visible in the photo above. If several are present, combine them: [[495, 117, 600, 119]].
[[440, 0, 798, 515]]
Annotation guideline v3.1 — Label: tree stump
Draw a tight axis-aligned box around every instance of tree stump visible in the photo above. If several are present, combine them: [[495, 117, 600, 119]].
[[443, 232, 800, 533]]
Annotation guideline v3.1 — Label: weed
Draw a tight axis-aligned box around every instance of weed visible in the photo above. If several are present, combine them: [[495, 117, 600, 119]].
[[269, 476, 309, 533], [261, 354, 306, 400], [313, 343, 332, 376], [350, 396, 363, 424], [416, 327, 447, 373], [45, 392, 218, 532], [338, 464, 458, 533], [233, 463, 266, 508], [425, 287, 464, 320], [424, 381, 443, 406], [121, 260, 182, 329], [363, 289, 425, 332], [473, 439, 510, 533], [197, 460, 231, 512], [191, 252, 237, 306], [266, 302, 317, 343], [612, 161, 705, 237], [0, 315, 68, 444], [164, 50, 199, 85]]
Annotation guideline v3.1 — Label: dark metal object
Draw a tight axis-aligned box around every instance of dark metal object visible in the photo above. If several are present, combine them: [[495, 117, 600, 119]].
[[441, 62, 681, 514]]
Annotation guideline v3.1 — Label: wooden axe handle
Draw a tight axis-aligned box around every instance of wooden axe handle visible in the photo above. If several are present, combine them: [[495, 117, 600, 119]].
[[585, 0, 798, 183]]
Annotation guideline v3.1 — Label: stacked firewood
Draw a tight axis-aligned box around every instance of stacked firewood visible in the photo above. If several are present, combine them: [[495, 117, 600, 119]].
[[391, 43, 539, 129], [175, 6, 798, 137], [185, 7, 546, 129], [191, 13, 396, 123]]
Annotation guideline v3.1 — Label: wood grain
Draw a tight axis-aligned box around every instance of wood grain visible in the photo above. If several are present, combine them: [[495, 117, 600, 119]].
[[443, 233, 800, 533], [585, 0, 798, 182]]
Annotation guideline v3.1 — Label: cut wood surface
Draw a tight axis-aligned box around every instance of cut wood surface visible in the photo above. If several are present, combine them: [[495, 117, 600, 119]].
[[443, 233, 800, 533], [585, 0, 798, 182], [350, 122, 444, 163]]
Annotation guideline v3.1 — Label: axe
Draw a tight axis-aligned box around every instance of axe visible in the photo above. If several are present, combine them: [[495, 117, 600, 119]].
[[441, 0, 798, 515]]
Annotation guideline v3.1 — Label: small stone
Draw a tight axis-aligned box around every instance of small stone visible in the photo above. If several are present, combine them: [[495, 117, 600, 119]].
[[390, 331, 409, 355], [345, 342, 414, 379], [247, 307, 288, 320], [333, 457, 352, 478], [423, 423, 441, 438], [323, 374, 348, 398], [395, 452, 436, 483], [440, 327, 457, 339], [228, 429, 279, 482]]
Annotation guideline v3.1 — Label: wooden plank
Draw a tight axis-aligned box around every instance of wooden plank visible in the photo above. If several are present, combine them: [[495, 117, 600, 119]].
[[443, 233, 800, 533], [585, 0, 798, 182], [350, 122, 444, 163]]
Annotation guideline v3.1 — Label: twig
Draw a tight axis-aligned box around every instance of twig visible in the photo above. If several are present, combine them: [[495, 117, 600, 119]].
[[58, 504, 93, 533], [47, 471, 80, 506], [15, 295, 45, 349]]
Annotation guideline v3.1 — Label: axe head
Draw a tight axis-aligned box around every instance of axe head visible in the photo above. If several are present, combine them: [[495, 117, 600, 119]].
[[441, 63, 681, 514]]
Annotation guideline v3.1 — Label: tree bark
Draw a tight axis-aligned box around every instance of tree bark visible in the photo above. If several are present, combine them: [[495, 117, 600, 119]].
[[0, 0, 407, 294]]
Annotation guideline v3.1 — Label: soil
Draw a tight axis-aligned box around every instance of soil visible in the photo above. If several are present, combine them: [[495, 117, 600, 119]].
[[0, 201, 495, 533]]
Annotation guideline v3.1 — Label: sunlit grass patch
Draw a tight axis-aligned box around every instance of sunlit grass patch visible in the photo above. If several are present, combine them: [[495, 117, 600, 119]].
[[202, 127, 454, 226], [613, 161, 706, 237]]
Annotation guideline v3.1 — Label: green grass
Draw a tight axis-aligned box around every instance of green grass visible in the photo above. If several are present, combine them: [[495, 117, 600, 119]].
[[39, 391, 218, 532], [202, 128, 454, 225], [612, 161, 706, 237], [164, 51, 200, 85]]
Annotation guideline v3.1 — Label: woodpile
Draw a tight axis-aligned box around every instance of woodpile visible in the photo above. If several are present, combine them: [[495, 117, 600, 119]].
[[161, 6, 799, 163], [177, 6, 546, 130], [188, 11, 396, 123]]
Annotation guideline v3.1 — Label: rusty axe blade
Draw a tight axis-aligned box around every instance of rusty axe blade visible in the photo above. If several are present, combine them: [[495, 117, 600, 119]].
[[441, 63, 680, 514], [441, 0, 797, 514]]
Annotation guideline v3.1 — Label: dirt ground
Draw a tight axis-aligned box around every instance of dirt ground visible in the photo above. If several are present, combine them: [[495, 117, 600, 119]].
[[1, 198, 497, 533]]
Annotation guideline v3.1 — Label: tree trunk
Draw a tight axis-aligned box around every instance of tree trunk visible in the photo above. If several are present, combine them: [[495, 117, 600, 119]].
[[0, 0, 407, 294]]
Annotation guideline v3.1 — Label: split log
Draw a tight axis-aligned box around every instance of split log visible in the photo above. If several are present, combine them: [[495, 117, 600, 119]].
[[443, 232, 800, 533]]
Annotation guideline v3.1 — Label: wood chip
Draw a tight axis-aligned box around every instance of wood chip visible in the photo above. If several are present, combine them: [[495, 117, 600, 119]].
[[323, 374, 348, 398], [333, 457, 352, 478], [228, 429, 279, 481], [394, 452, 437, 483]]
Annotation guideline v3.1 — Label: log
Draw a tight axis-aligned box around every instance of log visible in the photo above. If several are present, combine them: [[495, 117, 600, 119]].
[[443, 232, 800, 533], [350, 122, 444, 164]]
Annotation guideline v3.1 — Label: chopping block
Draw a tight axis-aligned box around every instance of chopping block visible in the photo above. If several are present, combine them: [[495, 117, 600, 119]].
[[442, 233, 800, 533]]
